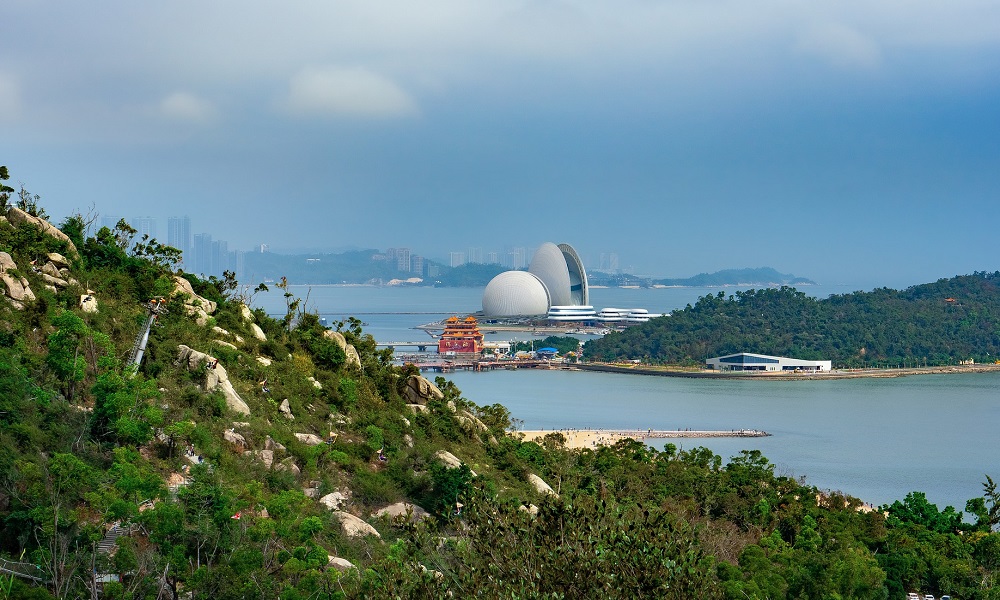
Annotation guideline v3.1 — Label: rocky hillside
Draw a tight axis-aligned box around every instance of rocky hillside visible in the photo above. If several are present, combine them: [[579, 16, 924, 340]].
[[1, 174, 998, 599]]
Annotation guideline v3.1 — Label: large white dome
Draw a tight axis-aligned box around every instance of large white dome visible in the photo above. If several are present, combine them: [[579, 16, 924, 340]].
[[482, 271, 550, 317], [528, 242, 572, 307]]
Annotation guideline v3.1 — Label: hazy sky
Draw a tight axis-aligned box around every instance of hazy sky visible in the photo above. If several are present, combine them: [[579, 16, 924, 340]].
[[3, 1, 998, 288]]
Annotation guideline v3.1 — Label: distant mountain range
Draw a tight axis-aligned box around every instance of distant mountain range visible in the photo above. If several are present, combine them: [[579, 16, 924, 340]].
[[240, 251, 814, 288], [650, 267, 816, 288]]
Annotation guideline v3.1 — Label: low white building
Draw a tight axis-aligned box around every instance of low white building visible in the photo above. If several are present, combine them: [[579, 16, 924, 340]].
[[706, 352, 831, 372]]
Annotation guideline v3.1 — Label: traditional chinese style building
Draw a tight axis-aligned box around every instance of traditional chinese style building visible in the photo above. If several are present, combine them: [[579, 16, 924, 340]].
[[438, 316, 485, 357]]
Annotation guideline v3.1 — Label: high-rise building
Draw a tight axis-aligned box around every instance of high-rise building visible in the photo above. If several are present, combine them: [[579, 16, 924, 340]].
[[467, 247, 483, 264], [396, 247, 411, 272], [101, 215, 122, 230], [450, 252, 466, 268], [131, 217, 157, 240], [211, 240, 228, 274], [486, 251, 499, 265], [192, 233, 213, 275], [508, 247, 527, 270], [167, 216, 192, 266], [411, 255, 425, 276]]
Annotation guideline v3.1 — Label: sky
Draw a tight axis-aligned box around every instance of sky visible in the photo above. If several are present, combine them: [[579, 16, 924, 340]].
[[2, 0, 999, 289]]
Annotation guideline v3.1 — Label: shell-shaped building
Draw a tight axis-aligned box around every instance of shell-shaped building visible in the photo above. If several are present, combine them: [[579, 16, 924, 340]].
[[528, 243, 573, 307], [482, 242, 590, 317], [481, 271, 551, 317]]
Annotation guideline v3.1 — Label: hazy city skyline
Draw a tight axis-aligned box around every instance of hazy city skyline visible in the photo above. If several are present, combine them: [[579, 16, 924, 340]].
[[3, 2, 999, 289]]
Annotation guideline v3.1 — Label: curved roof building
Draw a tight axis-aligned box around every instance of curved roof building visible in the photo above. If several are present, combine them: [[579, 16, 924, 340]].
[[558, 243, 589, 306], [482, 271, 550, 317], [529, 242, 573, 307], [482, 242, 590, 318]]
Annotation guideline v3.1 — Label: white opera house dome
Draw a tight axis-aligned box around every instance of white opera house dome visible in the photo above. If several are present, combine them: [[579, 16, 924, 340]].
[[482, 271, 551, 317], [482, 242, 590, 318]]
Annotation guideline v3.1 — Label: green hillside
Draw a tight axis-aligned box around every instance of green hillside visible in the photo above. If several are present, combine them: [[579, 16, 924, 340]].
[[1, 167, 999, 599], [584, 276, 1000, 366]]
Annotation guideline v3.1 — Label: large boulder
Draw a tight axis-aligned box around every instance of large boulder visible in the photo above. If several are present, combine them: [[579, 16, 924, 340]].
[[294, 432, 324, 446], [333, 511, 381, 539], [404, 375, 445, 405], [47, 252, 70, 269], [0, 252, 16, 272], [327, 556, 356, 572], [250, 323, 267, 341], [434, 450, 477, 476], [321, 330, 362, 368], [174, 345, 250, 415], [527, 473, 558, 497], [6, 207, 79, 258], [319, 491, 350, 511], [80, 294, 99, 313], [172, 276, 217, 326], [2, 273, 35, 303], [374, 502, 430, 523]]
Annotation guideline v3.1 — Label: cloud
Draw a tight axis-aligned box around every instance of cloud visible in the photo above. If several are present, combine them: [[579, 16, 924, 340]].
[[282, 66, 418, 118], [158, 92, 217, 121], [796, 23, 882, 69], [0, 73, 22, 120]]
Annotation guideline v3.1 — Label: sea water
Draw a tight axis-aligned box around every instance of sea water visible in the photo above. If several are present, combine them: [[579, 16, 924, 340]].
[[252, 284, 999, 511]]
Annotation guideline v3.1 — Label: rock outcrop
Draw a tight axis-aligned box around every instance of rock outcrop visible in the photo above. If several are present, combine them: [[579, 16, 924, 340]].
[[171, 276, 217, 326], [80, 294, 98, 313], [294, 432, 324, 446], [374, 502, 430, 523], [6, 207, 79, 258], [434, 450, 477, 476], [333, 511, 381, 538], [174, 345, 250, 415], [279, 399, 294, 420], [327, 556, 356, 572], [319, 491, 350, 511], [527, 473, 558, 497], [403, 375, 445, 405], [321, 330, 362, 368]]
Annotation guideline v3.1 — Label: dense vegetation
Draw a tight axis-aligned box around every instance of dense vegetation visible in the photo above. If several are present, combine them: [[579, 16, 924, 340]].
[[584, 276, 1000, 366], [1, 167, 999, 599]]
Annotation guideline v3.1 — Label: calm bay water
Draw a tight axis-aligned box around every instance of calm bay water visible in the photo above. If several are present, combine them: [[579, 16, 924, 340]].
[[252, 284, 1000, 512], [446, 369, 1000, 512]]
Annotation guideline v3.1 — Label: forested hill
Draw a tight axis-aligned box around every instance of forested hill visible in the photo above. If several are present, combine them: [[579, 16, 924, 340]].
[[584, 272, 1000, 366], [2, 164, 1000, 599]]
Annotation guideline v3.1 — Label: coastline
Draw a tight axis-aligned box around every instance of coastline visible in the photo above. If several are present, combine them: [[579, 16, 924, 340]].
[[575, 362, 1000, 380], [518, 428, 771, 449]]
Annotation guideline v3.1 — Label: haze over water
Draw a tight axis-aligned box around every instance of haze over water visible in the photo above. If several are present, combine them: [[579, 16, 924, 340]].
[[254, 284, 1000, 513]]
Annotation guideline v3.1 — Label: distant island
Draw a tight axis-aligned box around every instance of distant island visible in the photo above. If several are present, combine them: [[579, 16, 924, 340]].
[[242, 250, 815, 289], [650, 267, 816, 288], [583, 271, 1000, 368]]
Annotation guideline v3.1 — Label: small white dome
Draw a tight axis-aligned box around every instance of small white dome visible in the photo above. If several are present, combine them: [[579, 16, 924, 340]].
[[482, 271, 551, 317]]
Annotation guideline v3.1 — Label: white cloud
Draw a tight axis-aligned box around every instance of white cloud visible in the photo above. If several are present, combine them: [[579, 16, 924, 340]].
[[283, 66, 417, 118], [795, 23, 883, 69], [158, 92, 217, 121], [0, 73, 22, 120]]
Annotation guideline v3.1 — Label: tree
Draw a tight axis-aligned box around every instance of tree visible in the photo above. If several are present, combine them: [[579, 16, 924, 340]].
[[0, 165, 14, 211]]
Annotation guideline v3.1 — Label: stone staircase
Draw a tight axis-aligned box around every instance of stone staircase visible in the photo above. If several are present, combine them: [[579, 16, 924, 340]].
[[96, 523, 129, 555]]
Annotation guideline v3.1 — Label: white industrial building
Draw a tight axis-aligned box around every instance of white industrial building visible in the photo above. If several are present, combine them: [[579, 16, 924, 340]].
[[706, 352, 831, 372]]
